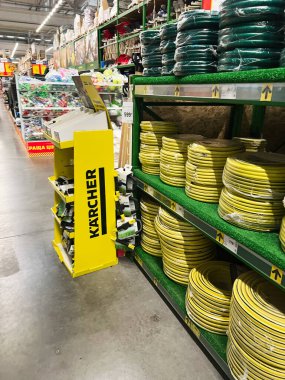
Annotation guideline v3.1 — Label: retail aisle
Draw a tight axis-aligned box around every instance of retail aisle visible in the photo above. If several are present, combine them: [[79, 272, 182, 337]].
[[0, 101, 222, 380]]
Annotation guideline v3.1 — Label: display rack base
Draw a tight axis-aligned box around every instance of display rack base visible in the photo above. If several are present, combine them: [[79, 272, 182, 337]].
[[134, 247, 233, 380]]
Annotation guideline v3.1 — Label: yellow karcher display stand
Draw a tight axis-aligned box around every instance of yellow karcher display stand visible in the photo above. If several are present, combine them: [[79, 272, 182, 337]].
[[48, 129, 118, 277]]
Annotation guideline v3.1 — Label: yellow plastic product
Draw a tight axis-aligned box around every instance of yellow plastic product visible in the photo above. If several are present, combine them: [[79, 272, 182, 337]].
[[186, 261, 233, 335], [279, 216, 285, 252], [233, 137, 267, 152], [218, 187, 284, 232], [227, 271, 285, 380], [139, 121, 178, 175], [186, 139, 244, 203], [140, 196, 161, 257], [160, 134, 204, 187], [155, 207, 215, 285], [223, 152, 285, 200]]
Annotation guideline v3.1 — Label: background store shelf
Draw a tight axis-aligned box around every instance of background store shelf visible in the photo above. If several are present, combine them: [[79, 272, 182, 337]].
[[134, 247, 233, 380], [134, 169, 285, 290]]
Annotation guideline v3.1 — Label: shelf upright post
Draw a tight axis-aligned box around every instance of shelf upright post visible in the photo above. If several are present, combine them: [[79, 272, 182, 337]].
[[228, 104, 244, 138], [132, 94, 143, 168], [15, 74, 25, 140], [167, 0, 171, 22], [250, 105, 266, 138], [142, 1, 147, 30]]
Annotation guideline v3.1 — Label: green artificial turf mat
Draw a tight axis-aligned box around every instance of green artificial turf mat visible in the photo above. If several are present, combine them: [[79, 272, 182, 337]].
[[134, 169, 285, 272], [135, 246, 228, 362], [132, 67, 285, 85]]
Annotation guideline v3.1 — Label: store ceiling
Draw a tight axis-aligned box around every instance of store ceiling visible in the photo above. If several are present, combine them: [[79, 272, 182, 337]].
[[0, 0, 86, 57]]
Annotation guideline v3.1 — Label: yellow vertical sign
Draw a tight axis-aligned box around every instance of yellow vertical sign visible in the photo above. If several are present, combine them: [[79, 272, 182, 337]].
[[270, 265, 283, 284], [260, 83, 273, 102], [212, 85, 220, 99]]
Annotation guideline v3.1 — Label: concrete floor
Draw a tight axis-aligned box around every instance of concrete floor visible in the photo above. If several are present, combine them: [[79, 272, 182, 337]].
[[0, 101, 222, 380]]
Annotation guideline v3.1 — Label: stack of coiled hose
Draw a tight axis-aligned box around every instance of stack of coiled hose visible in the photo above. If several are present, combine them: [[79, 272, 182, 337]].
[[155, 207, 215, 285], [174, 10, 219, 76], [141, 30, 162, 76], [218, 0, 285, 72], [233, 137, 267, 152], [219, 152, 285, 231], [227, 271, 285, 380], [186, 261, 233, 334], [140, 196, 161, 257], [159, 23, 177, 76], [160, 134, 204, 187], [186, 139, 244, 203], [139, 121, 178, 175]]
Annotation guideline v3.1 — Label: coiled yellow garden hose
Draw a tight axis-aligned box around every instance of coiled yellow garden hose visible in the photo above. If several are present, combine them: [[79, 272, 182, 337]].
[[160, 134, 204, 187], [223, 153, 285, 200], [140, 197, 162, 257], [186, 139, 243, 203], [139, 121, 178, 175], [233, 137, 267, 152], [185, 261, 233, 334], [279, 216, 285, 252], [218, 187, 283, 231], [227, 271, 285, 380], [155, 207, 215, 285]]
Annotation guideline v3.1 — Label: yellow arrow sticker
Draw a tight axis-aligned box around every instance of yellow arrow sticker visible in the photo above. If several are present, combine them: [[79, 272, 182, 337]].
[[153, 277, 158, 286], [184, 316, 200, 339], [216, 230, 224, 244], [260, 83, 273, 102], [170, 201, 176, 211], [270, 265, 283, 284], [212, 84, 220, 99], [174, 85, 180, 96]]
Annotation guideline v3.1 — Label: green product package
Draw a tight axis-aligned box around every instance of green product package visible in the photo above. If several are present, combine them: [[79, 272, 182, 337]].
[[160, 40, 176, 53], [162, 65, 175, 75], [175, 45, 216, 61], [160, 23, 177, 39], [176, 29, 218, 47], [219, 48, 281, 60], [142, 54, 162, 67], [220, 6, 285, 29], [219, 21, 284, 37], [141, 44, 161, 56], [143, 67, 162, 76], [174, 61, 217, 76], [177, 10, 219, 32], [162, 52, 175, 65], [140, 30, 161, 45]]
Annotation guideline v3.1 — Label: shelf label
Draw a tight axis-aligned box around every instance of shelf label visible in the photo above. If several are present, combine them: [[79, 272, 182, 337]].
[[216, 231, 238, 254], [270, 265, 283, 284], [153, 277, 158, 286], [212, 84, 220, 99], [143, 184, 154, 196], [184, 316, 200, 339], [174, 85, 180, 96], [221, 84, 236, 99], [260, 84, 273, 102], [122, 101, 133, 123]]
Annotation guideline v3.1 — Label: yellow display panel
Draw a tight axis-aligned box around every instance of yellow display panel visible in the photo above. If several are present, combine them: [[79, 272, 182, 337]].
[[73, 130, 118, 277]]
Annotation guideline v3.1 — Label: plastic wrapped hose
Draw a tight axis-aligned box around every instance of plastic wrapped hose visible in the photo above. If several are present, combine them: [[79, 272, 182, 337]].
[[143, 67, 162, 76], [220, 6, 285, 29], [176, 29, 218, 47], [219, 21, 284, 38], [162, 52, 175, 65], [141, 44, 161, 56], [280, 48, 285, 66], [162, 65, 175, 75], [218, 57, 280, 72], [177, 10, 219, 32], [159, 23, 177, 39], [221, 0, 285, 8], [218, 47, 282, 60], [142, 55, 162, 68], [175, 45, 217, 61], [160, 39, 176, 53], [140, 30, 161, 45], [174, 61, 217, 76], [218, 31, 284, 51]]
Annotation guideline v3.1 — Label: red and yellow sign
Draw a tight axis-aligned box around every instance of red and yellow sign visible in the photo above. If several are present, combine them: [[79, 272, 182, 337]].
[[27, 141, 54, 156], [0, 62, 16, 76]]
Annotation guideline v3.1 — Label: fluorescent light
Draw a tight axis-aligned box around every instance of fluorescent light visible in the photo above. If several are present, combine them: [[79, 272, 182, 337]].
[[34, 38, 41, 41], [11, 42, 18, 58], [0, 35, 3, 38], [46, 46, 53, 52], [18, 37, 26, 40], [36, 0, 64, 33], [7, 36, 14, 38], [45, 39, 52, 42]]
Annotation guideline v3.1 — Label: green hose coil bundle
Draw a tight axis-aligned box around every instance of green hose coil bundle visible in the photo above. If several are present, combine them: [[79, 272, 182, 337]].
[[280, 48, 285, 67], [141, 30, 162, 76], [174, 10, 219, 77], [218, 2, 285, 72], [159, 23, 177, 76]]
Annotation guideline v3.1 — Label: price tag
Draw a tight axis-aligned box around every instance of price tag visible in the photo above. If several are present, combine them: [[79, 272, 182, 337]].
[[223, 235, 238, 254], [221, 84, 236, 99], [122, 101, 133, 123]]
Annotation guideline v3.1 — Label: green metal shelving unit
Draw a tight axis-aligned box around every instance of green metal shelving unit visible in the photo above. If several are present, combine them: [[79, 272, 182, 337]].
[[131, 67, 285, 379]]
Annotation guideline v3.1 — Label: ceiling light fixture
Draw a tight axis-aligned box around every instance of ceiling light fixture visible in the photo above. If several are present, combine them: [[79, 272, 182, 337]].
[[7, 36, 14, 39], [46, 46, 53, 52], [18, 37, 26, 40], [11, 42, 19, 58], [36, 0, 64, 33]]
